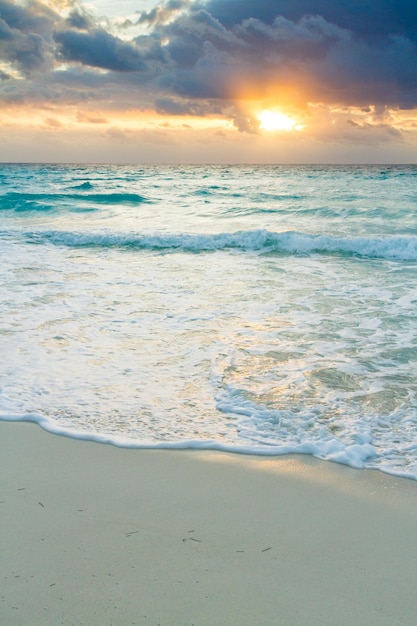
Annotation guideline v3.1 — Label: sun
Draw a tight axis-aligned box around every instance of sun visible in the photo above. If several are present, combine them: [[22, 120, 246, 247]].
[[258, 110, 304, 132]]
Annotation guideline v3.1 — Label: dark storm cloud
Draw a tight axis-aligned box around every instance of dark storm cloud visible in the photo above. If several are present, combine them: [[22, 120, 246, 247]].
[[183, 0, 417, 107], [66, 10, 92, 30], [137, 2, 417, 109], [0, 0, 57, 72], [205, 0, 417, 41], [138, 0, 190, 27], [55, 29, 148, 71], [0, 0, 57, 36], [0, 16, 14, 40], [154, 8, 241, 68], [1, 0, 417, 118]]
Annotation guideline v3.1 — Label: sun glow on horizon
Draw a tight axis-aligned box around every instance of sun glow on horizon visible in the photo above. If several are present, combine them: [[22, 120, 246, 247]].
[[258, 110, 304, 132]]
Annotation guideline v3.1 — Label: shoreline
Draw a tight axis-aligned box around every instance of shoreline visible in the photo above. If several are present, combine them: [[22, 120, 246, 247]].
[[2, 414, 414, 482], [2, 420, 417, 625]]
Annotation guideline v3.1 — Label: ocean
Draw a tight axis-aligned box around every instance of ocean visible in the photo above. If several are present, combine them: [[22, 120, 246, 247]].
[[1, 163, 417, 479]]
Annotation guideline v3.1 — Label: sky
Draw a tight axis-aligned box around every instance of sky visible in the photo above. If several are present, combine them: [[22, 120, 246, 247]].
[[1, 0, 417, 163]]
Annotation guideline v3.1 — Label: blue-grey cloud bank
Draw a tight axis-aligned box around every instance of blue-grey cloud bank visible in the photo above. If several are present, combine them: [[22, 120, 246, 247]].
[[1, 0, 417, 111]]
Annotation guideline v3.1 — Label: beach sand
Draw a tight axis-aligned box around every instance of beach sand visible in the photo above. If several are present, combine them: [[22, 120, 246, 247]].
[[1, 421, 417, 625]]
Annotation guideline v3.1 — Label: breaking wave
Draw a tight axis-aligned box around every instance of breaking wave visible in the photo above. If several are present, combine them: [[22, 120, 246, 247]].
[[24, 229, 417, 261]]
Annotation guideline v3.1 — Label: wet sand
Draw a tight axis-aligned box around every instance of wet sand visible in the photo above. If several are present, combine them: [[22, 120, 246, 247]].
[[1, 420, 417, 625]]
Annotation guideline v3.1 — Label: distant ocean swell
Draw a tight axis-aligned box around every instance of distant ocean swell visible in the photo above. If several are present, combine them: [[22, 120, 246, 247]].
[[24, 229, 417, 261], [0, 191, 149, 211]]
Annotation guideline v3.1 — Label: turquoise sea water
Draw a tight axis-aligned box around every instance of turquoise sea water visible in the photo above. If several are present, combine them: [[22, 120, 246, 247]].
[[1, 164, 417, 478]]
